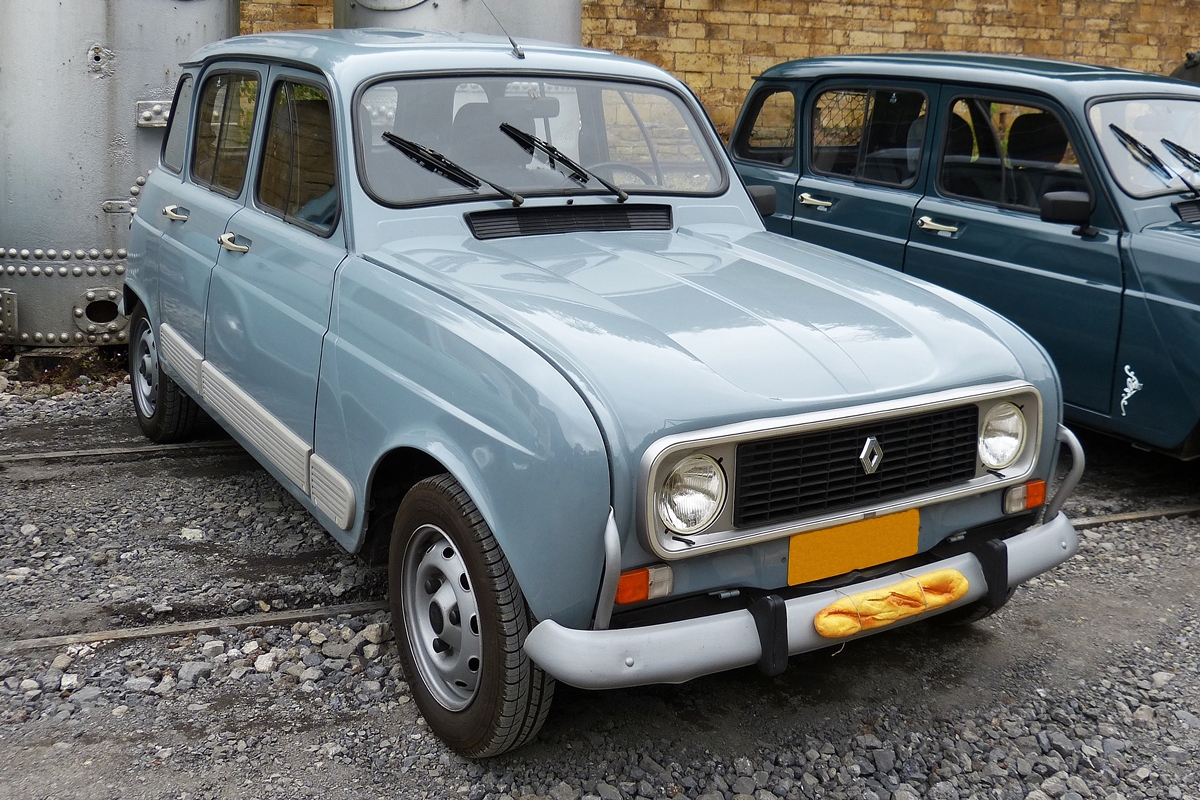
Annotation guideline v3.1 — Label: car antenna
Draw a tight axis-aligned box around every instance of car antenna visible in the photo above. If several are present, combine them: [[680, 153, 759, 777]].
[[477, 0, 524, 59]]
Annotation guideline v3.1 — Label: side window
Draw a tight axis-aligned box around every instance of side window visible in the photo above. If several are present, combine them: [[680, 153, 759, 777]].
[[810, 87, 928, 187], [191, 71, 260, 197], [733, 88, 796, 167], [257, 80, 338, 234], [161, 75, 194, 174], [938, 98, 1085, 211]]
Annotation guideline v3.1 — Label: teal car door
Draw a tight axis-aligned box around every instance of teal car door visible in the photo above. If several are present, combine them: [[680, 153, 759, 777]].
[[203, 70, 345, 486], [729, 85, 799, 236], [903, 93, 1123, 415], [791, 80, 939, 270]]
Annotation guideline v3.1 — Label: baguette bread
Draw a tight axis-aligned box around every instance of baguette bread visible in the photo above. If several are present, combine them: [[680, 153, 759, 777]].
[[813, 568, 970, 638]]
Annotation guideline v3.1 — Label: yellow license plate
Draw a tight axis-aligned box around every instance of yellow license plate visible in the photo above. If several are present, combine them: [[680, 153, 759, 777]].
[[787, 509, 920, 586]]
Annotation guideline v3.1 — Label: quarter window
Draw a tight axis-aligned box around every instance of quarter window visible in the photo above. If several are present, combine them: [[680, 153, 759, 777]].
[[938, 98, 1086, 211], [161, 75, 194, 174], [191, 71, 260, 197], [809, 88, 928, 187], [257, 81, 338, 234], [733, 88, 796, 166]]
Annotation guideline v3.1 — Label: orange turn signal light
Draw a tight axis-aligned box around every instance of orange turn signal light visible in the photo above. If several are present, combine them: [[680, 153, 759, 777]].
[[615, 565, 674, 605], [1003, 479, 1046, 514]]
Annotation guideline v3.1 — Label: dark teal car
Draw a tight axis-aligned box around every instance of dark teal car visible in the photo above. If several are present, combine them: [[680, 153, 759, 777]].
[[731, 54, 1200, 457]]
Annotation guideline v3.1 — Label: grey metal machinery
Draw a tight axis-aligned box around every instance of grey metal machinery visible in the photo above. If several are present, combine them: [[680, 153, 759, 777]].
[[334, 0, 582, 46], [1172, 52, 1200, 85], [0, 0, 238, 348]]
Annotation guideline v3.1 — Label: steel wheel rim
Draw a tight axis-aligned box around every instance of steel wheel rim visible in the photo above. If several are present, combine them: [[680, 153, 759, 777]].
[[401, 523, 483, 711], [133, 320, 159, 420]]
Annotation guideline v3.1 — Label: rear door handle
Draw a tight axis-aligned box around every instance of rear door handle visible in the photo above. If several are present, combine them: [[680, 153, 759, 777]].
[[917, 216, 959, 233], [162, 205, 188, 221], [218, 232, 250, 253], [799, 192, 833, 208]]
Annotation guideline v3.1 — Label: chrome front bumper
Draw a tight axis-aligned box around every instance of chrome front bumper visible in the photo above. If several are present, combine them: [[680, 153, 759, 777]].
[[524, 511, 1078, 690]]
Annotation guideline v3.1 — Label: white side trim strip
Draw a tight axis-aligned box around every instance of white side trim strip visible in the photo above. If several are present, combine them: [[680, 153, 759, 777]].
[[200, 362, 311, 493], [309, 453, 356, 530], [157, 323, 203, 393]]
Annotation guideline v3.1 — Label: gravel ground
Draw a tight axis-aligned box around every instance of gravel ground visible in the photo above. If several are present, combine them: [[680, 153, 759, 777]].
[[0, 356, 1197, 800]]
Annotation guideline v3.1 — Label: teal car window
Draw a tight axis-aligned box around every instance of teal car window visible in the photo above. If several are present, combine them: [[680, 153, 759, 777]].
[[810, 88, 928, 188], [356, 75, 724, 207], [161, 75, 193, 175], [1088, 98, 1200, 198], [257, 80, 339, 234], [191, 71, 260, 198], [939, 98, 1085, 211], [732, 88, 796, 167]]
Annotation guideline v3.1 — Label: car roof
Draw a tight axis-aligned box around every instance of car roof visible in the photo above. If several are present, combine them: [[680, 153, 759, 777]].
[[757, 53, 1200, 102], [185, 28, 677, 90]]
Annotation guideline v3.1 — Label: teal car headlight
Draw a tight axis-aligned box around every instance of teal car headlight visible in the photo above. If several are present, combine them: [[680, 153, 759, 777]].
[[657, 454, 726, 534], [979, 402, 1027, 470]]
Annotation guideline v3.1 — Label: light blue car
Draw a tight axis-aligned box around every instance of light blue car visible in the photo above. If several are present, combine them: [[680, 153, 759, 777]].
[[125, 30, 1083, 756]]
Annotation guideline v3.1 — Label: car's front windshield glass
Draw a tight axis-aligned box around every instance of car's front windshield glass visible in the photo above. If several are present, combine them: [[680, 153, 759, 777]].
[[356, 74, 724, 206], [1088, 97, 1200, 198]]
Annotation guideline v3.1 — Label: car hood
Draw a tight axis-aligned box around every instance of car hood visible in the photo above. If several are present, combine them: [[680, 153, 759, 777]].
[[368, 222, 1030, 454]]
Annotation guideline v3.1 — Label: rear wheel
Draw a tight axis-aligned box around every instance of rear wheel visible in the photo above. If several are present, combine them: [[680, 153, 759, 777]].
[[389, 474, 554, 756], [128, 306, 198, 443]]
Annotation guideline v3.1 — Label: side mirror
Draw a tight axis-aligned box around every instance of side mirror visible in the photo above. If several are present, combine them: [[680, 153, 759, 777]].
[[1040, 191, 1097, 237], [747, 184, 777, 218]]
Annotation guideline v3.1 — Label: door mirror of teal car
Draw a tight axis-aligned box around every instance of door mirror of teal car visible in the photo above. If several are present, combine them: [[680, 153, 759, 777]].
[[747, 184, 778, 218], [1040, 190, 1098, 237]]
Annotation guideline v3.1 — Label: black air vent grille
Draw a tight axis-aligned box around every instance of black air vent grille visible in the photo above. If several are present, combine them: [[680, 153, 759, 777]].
[[466, 204, 673, 240], [1175, 199, 1200, 224], [733, 405, 980, 529]]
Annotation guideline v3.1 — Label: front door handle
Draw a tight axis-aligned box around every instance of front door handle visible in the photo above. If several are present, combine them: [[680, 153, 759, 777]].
[[218, 232, 250, 253], [799, 192, 834, 208], [917, 216, 959, 233], [162, 205, 188, 221]]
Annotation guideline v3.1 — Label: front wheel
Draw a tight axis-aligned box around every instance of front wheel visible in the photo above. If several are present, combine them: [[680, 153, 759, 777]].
[[128, 306, 199, 443], [389, 474, 554, 756]]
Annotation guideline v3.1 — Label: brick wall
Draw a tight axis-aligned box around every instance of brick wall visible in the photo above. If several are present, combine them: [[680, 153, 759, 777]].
[[240, 0, 1199, 136]]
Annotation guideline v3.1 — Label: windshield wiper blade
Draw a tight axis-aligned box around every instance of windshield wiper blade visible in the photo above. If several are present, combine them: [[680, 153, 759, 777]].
[[1162, 138, 1200, 176], [1108, 124, 1200, 197], [499, 122, 629, 203], [382, 132, 523, 207]]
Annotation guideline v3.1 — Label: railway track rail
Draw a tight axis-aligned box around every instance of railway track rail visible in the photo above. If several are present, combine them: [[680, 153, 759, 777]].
[[0, 440, 241, 465]]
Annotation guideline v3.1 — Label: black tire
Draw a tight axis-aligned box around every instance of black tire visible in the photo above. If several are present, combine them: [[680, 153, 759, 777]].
[[389, 474, 554, 757], [931, 587, 1016, 626], [128, 305, 199, 443]]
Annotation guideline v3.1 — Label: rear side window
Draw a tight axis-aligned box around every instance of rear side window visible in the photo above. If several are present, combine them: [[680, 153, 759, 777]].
[[810, 87, 928, 188], [161, 75, 194, 174], [733, 88, 796, 166], [191, 71, 260, 197], [257, 81, 338, 234], [938, 98, 1085, 211]]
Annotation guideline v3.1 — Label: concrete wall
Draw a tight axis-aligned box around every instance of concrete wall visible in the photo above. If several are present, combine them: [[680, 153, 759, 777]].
[[240, 0, 1199, 136]]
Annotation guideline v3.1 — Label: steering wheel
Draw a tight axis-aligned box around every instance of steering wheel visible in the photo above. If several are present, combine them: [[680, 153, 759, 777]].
[[587, 161, 658, 187]]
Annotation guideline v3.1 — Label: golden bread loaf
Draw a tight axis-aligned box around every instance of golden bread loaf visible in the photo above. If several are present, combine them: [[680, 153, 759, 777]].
[[813, 568, 970, 639]]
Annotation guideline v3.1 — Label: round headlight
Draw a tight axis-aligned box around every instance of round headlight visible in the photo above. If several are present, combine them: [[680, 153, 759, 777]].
[[979, 402, 1027, 470], [657, 454, 727, 535]]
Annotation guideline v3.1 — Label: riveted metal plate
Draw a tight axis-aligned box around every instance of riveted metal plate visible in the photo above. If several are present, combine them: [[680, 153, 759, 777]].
[[0, 291, 17, 342], [135, 100, 172, 128], [101, 200, 133, 214]]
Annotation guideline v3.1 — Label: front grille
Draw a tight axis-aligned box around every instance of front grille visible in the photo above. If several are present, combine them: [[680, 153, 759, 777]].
[[733, 405, 979, 528], [465, 203, 672, 240]]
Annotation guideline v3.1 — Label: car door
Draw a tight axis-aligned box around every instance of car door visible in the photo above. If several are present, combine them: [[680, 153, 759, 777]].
[[729, 84, 800, 235], [792, 80, 940, 270], [903, 91, 1123, 415], [203, 68, 346, 490], [153, 66, 265, 359]]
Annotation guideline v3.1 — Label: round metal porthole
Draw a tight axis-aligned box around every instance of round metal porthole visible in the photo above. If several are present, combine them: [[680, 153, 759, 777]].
[[85, 299, 119, 324]]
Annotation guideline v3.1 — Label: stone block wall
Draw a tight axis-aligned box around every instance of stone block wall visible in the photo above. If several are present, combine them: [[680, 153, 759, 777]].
[[240, 0, 1199, 135]]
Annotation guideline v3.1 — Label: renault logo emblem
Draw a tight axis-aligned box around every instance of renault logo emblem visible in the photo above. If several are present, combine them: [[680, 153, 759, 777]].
[[859, 436, 884, 474]]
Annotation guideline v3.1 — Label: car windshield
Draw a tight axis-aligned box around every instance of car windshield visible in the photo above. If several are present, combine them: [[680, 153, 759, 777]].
[[1088, 97, 1200, 198], [356, 74, 724, 206]]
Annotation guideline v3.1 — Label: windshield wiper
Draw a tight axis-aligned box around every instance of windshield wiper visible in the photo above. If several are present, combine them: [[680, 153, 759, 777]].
[[1109, 124, 1200, 197], [1162, 138, 1200, 177], [382, 132, 523, 207], [499, 122, 629, 203]]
